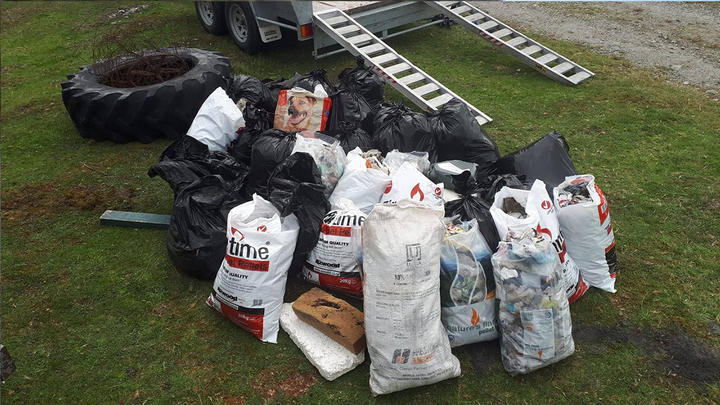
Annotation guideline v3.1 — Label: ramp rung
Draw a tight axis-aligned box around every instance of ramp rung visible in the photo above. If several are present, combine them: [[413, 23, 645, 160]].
[[452, 5, 471, 14], [414, 82, 440, 96], [491, 28, 512, 39], [535, 53, 557, 65], [358, 43, 384, 54], [425, 1, 594, 85], [313, 7, 492, 123], [466, 13, 485, 23], [506, 37, 527, 47], [552, 62, 574, 74], [521, 45, 542, 55], [336, 25, 361, 35], [478, 21, 498, 30], [428, 93, 453, 108], [568, 71, 592, 84], [371, 53, 398, 65], [385, 63, 411, 75], [398, 72, 425, 85], [348, 34, 372, 45], [325, 16, 347, 26]]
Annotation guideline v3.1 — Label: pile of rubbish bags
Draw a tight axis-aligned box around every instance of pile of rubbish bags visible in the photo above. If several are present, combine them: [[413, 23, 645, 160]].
[[149, 58, 618, 395]]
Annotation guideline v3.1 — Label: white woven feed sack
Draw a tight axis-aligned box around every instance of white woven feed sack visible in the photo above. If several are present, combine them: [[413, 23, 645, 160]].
[[187, 87, 245, 152], [207, 194, 299, 343], [554, 174, 617, 293], [279, 303, 365, 381], [362, 201, 460, 395], [329, 147, 390, 214], [380, 162, 444, 209]]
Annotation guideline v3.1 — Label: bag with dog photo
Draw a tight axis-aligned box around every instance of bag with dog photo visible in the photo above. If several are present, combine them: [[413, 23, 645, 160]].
[[274, 87, 332, 134]]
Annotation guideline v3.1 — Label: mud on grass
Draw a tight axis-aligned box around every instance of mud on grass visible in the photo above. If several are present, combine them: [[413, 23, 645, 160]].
[[1, 182, 138, 225]]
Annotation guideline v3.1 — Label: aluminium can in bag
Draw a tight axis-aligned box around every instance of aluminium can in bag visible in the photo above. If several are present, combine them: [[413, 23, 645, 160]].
[[303, 198, 365, 297], [440, 218, 499, 347], [492, 232, 575, 375], [554, 174, 617, 293], [362, 201, 460, 395], [490, 180, 588, 303], [207, 194, 300, 343]]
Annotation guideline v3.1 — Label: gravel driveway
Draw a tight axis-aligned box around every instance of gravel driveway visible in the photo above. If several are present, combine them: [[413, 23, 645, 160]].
[[472, 1, 720, 98]]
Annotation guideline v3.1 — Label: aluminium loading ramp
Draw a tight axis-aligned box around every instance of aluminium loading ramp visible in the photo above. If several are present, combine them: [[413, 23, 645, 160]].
[[426, 1, 594, 85], [313, 7, 493, 126]]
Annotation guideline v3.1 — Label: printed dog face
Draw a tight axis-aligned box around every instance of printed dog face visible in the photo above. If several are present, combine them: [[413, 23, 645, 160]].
[[286, 95, 317, 130]]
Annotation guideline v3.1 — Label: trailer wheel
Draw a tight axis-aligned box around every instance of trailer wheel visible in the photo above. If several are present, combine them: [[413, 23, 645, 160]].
[[195, 1, 227, 35], [225, 2, 261, 54]]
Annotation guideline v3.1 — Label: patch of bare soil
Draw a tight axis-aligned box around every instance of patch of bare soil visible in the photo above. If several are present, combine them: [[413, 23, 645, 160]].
[[574, 324, 720, 386], [1, 182, 137, 224], [251, 368, 318, 401]]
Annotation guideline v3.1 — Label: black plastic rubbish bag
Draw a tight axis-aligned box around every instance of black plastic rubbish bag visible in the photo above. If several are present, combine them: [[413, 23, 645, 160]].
[[228, 74, 275, 111], [327, 87, 373, 132], [478, 173, 529, 202], [230, 104, 273, 165], [149, 136, 248, 195], [166, 175, 247, 279], [275, 69, 336, 95], [320, 121, 374, 153], [371, 102, 437, 162], [245, 129, 297, 198], [338, 56, 385, 106], [429, 98, 500, 177], [445, 172, 502, 252], [267, 153, 331, 274], [492, 131, 577, 193]]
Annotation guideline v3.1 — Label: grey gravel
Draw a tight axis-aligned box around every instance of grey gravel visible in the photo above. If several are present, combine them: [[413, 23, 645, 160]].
[[472, 2, 720, 94]]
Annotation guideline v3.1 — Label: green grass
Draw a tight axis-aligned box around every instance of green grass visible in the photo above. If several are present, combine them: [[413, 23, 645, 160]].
[[2, 1, 719, 403]]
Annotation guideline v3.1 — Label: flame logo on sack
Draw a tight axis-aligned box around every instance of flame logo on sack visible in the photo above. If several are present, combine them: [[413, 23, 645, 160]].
[[410, 184, 424, 201], [434, 187, 442, 197], [541, 200, 551, 210], [470, 308, 480, 326], [257, 225, 267, 232], [384, 181, 392, 194], [231, 227, 245, 241]]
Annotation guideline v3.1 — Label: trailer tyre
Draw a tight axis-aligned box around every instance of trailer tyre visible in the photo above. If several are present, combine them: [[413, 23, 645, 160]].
[[225, 2, 261, 54], [60, 48, 233, 143], [195, 1, 228, 35]]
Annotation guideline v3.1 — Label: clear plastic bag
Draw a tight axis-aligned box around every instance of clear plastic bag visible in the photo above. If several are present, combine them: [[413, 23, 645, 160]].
[[492, 231, 574, 375], [384, 149, 431, 174], [291, 134, 347, 197]]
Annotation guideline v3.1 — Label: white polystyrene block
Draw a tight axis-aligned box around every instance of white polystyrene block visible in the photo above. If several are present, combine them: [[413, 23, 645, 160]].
[[279, 303, 365, 381]]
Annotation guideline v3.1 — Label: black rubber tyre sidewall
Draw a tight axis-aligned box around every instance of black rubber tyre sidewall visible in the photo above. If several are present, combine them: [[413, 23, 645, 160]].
[[61, 48, 233, 143], [195, 1, 228, 35], [225, 2, 261, 55]]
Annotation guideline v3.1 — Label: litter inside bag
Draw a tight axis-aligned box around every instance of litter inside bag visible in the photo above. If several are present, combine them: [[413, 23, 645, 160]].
[[291, 134, 347, 197], [554, 174, 617, 293], [444, 172, 501, 252], [440, 218, 499, 347], [384, 150, 431, 175], [429, 98, 500, 177], [338, 56, 385, 107], [371, 102, 437, 162], [492, 131, 576, 194], [492, 231, 574, 375], [186, 87, 245, 152]]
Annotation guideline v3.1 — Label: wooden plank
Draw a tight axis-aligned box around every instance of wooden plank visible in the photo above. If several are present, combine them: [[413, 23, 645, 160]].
[[100, 210, 171, 229]]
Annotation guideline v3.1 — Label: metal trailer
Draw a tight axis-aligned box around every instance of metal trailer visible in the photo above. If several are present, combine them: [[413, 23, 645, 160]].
[[194, 1, 594, 126]]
